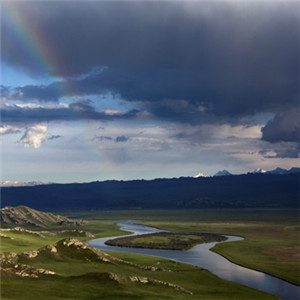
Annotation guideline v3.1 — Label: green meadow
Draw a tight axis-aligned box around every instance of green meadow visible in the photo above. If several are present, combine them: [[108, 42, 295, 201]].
[[1, 208, 298, 299], [102, 209, 299, 285], [53, 208, 300, 285], [1, 237, 278, 300]]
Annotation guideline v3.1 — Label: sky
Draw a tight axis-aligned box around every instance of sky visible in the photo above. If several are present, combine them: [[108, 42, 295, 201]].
[[0, 0, 299, 183]]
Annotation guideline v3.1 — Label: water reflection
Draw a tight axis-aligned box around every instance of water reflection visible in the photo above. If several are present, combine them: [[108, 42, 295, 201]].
[[88, 220, 300, 300]]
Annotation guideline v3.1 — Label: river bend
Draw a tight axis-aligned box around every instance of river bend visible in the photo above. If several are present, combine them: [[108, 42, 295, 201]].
[[87, 220, 300, 300]]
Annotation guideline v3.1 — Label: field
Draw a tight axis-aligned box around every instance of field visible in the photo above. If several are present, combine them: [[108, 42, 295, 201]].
[[1, 208, 298, 299], [54, 208, 300, 285], [1, 235, 277, 300], [102, 209, 300, 285], [1, 253, 278, 300]]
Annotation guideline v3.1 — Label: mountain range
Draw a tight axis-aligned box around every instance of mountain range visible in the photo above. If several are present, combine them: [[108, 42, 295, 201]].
[[1, 172, 299, 210], [193, 167, 300, 178], [1, 167, 299, 187]]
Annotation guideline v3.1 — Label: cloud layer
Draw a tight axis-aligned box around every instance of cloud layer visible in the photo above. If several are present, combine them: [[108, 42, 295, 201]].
[[1, 101, 140, 124], [2, 2, 299, 117], [1, 1, 299, 180]]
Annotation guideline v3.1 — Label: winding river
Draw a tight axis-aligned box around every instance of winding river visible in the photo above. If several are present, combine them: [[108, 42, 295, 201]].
[[87, 220, 300, 300]]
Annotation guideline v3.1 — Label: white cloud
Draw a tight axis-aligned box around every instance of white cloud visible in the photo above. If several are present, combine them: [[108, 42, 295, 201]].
[[103, 109, 124, 115], [18, 124, 59, 149], [3, 102, 68, 109], [0, 125, 21, 135]]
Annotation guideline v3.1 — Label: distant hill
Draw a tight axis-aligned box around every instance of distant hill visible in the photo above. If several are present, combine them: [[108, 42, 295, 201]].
[[0, 181, 53, 187], [0, 206, 85, 227], [1, 173, 299, 210], [213, 170, 232, 177], [266, 167, 300, 175]]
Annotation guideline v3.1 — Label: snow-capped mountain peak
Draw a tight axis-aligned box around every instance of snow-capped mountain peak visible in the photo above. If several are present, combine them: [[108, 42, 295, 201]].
[[253, 168, 267, 174], [213, 170, 232, 177], [193, 172, 209, 178]]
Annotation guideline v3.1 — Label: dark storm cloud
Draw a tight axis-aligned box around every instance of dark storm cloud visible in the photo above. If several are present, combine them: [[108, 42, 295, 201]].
[[12, 84, 61, 102], [259, 142, 300, 159], [2, 1, 299, 119], [261, 109, 300, 143], [1, 102, 140, 124], [260, 109, 300, 158], [94, 135, 129, 143], [115, 136, 129, 143], [10, 69, 115, 102], [273, 147, 299, 159], [7, 64, 298, 123]]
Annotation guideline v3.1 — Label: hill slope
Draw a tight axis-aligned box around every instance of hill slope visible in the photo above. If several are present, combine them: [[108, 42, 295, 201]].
[[0, 206, 84, 227]]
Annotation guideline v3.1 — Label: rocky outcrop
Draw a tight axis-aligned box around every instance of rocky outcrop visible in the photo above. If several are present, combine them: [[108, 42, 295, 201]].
[[108, 273, 192, 294], [1, 263, 55, 278], [0, 252, 55, 279], [57, 229, 94, 238], [131, 275, 193, 294], [0, 227, 48, 238], [0, 206, 85, 227], [0, 232, 14, 239]]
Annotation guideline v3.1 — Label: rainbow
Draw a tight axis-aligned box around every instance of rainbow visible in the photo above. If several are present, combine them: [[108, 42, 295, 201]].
[[1, 1, 70, 98]]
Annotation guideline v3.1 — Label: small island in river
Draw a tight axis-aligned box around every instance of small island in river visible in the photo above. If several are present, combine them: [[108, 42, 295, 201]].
[[105, 232, 227, 250]]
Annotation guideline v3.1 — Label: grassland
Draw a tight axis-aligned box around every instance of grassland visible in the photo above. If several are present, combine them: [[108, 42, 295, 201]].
[[51, 208, 300, 285], [106, 232, 226, 250], [85, 209, 299, 285], [1, 208, 298, 299], [1, 237, 278, 300]]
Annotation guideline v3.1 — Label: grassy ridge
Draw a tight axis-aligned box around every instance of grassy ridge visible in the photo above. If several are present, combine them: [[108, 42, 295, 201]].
[[0, 220, 127, 253]]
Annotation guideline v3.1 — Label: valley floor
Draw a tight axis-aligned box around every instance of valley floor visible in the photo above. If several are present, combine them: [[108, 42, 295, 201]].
[[1, 208, 298, 299], [103, 209, 300, 286]]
